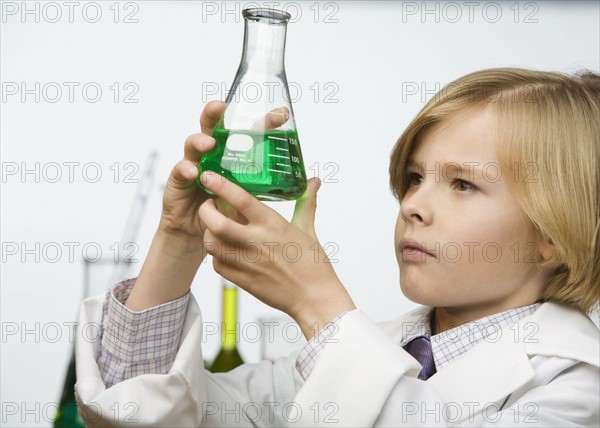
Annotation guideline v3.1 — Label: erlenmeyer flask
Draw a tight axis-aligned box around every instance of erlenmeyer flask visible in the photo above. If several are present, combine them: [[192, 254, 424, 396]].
[[198, 8, 307, 201]]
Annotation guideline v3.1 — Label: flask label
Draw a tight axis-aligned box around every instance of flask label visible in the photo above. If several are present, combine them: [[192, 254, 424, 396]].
[[225, 134, 254, 151]]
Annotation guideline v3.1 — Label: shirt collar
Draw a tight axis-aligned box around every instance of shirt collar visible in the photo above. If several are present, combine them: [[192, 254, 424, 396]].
[[401, 303, 541, 369]]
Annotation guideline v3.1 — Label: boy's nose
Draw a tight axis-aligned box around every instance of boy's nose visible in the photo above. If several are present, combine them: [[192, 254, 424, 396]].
[[400, 189, 433, 226]]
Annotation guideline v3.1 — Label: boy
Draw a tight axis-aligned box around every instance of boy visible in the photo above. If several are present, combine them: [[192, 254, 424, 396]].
[[76, 68, 599, 426]]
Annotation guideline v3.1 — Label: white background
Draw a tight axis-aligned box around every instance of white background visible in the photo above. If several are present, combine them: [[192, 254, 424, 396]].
[[1, 1, 599, 426]]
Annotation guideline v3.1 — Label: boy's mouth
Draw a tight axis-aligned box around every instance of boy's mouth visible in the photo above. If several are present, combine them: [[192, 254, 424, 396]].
[[400, 239, 436, 258]]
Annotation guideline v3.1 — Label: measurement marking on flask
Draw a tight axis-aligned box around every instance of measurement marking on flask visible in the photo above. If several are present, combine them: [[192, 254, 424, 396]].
[[276, 163, 291, 168], [268, 154, 288, 159], [275, 147, 289, 152], [268, 169, 292, 175], [268, 136, 287, 141]]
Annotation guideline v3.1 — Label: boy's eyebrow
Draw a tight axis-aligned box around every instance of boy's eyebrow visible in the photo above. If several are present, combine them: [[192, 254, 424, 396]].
[[405, 160, 487, 180]]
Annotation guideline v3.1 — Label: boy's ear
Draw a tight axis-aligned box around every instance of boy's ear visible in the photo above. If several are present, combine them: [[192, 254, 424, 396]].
[[538, 235, 556, 262]]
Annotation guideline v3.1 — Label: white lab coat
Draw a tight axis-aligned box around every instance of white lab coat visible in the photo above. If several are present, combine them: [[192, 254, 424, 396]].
[[75, 293, 599, 427]]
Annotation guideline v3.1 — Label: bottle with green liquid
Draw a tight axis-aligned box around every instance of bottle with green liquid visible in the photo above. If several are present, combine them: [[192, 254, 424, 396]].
[[198, 8, 307, 201], [53, 349, 85, 428], [210, 278, 244, 372]]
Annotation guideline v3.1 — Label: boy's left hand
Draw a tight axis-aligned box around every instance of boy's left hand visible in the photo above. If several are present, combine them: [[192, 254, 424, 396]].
[[198, 172, 356, 339]]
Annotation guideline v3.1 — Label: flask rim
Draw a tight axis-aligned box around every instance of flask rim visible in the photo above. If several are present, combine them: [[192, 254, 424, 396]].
[[242, 8, 291, 24]]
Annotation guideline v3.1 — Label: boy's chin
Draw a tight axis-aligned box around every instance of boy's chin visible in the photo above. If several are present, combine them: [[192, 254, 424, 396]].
[[399, 283, 438, 307]]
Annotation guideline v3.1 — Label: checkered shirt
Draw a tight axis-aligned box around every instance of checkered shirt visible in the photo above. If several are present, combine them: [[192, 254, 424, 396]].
[[97, 278, 540, 386], [404, 303, 541, 370], [98, 278, 190, 388], [295, 303, 541, 379]]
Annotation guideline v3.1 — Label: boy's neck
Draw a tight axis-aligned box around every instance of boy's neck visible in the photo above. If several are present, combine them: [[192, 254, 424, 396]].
[[431, 300, 540, 335]]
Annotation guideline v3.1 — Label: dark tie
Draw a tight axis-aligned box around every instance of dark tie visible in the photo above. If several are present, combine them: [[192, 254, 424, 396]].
[[403, 335, 437, 380]]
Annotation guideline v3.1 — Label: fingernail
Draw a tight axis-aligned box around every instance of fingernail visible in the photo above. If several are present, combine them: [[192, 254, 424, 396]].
[[314, 177, 321, 191], [187, 166, 197, 177], [199, 136, 215, 151], [201, 171, 212, 184]]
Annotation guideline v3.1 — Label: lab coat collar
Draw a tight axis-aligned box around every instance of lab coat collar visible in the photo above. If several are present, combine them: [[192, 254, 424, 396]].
[[379, 301, 599, 423], [381, 301, 599, 366]]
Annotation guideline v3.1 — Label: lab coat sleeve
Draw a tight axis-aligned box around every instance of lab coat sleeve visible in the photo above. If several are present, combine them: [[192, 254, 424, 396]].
[[74, 292, 304, 427]]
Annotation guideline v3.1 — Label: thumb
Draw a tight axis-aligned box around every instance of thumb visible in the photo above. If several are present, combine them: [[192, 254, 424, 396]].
[[291, 177, 321, 236]]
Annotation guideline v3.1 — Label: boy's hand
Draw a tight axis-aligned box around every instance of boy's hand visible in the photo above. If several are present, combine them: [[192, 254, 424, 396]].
[[126, 101, 308, 311], [158, 100, 225, 244], [125, 101, 237, 310], [159, 102, 286, 242], [198, 172, 356, 339]]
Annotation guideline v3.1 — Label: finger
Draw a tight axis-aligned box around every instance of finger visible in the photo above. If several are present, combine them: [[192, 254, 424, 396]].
[[170, 159, 200, 186], [251, 107, 290, 131], [204, 230, 249, 270], [183, 133, 216, 162], [291, 177, 321, 236], [199, 171, 269, 224], [198, 197, 252, 243], [204, 232, 254, 291], [200, 100, 227, 135], [202, 228, 223, 257], [211, 256, 249, 290], [215, 198, 250, 225]]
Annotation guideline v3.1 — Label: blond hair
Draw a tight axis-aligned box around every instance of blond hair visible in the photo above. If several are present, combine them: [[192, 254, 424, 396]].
[[389, 68, 599, 314]]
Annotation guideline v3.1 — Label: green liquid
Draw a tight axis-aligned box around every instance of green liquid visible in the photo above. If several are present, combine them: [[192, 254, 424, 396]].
[[198, 129, 307, 201], [210, 348, 245, 373]]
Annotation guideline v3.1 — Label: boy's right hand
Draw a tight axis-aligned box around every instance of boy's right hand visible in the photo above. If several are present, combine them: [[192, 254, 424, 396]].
[[126, 101, 287, 310], [159, 101, 287, 241], [158, 100, 225, 243], [125, 101, 228, 310]]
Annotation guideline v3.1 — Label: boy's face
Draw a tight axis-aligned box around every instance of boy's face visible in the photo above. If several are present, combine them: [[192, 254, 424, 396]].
[[394, 107, 547, 316]]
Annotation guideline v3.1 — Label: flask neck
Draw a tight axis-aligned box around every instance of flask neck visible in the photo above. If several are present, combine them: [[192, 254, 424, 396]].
[[241, 19, 287, 69], [221, 284, 238, 350]]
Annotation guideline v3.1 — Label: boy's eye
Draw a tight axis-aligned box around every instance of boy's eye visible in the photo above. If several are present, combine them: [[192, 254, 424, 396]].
[[451, 179, 477, 192], [407, 172, 423, 186]]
